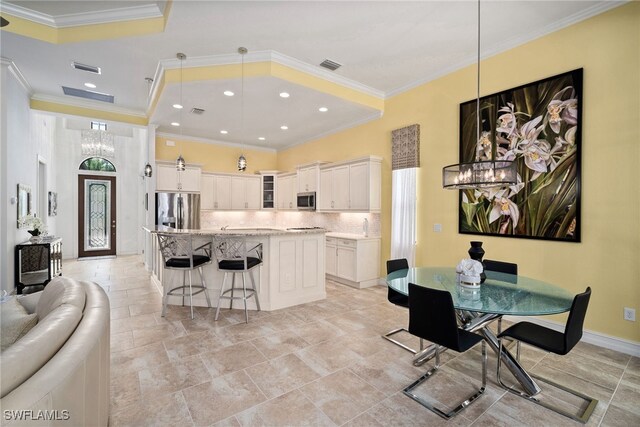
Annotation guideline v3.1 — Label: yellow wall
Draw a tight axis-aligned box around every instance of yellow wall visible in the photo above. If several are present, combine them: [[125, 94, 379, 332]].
[[278, 3, 640, 341], [155, 135, 277, 174]]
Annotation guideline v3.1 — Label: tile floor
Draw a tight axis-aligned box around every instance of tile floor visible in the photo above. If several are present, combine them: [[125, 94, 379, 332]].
[[63, 255, 639, 427]]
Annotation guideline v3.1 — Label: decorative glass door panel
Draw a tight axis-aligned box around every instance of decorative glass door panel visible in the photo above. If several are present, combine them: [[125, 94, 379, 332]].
[[78, 175, 116, 258]]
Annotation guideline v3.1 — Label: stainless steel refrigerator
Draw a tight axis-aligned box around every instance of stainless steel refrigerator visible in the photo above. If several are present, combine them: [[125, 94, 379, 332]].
[[155, 192, 201, 229]]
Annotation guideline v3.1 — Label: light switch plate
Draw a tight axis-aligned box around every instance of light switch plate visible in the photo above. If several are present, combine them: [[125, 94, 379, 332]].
[[433, 223, 442, 232], [624, 307, 636, 321], [166, 140, 175, 146]]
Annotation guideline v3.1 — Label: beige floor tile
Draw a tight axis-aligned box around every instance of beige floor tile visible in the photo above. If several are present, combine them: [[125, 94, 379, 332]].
[[210, 416, 241, 427], [111, 341, 171, 376], [129, 302, 163, 317], [138, 356, 211, 398], [235, 389, 335, 427], [111, 313, 158, 334], [111, 331, 135, 352], [245, 353, 320, 399], [295, 337, 367, 376], [250, 329, 310, 359], [572, 341, 631, 369], [540, 351, 624, 390], [299, 368, 386, 425], [626, 356, 640, 376], [212, 320, 277, 343], [601, 402, 640, 427], [109, 391, 193, 427], [609, 382, 640, 416], [200, 341, 267, 378], [132, 322, 187, 347], [182, 371, 267, 426], [111, 306, 131, 320], [163, 331, 234, 363], [110, 371, 141, 415], [292, 319, 347, 345]]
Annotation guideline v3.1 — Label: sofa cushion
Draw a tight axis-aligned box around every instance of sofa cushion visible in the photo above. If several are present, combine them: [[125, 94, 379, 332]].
[[0, 298, 38, 352], [0, 304, 82, 398], [36, 277, 86, 320]]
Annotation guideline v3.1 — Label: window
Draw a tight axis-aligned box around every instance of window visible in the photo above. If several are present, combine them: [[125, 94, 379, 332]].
[[90, 121, 107, 131], [79, 157, 116, 172]]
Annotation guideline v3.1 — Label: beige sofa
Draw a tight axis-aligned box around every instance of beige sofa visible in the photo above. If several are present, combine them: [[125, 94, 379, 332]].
[[0, 277, 110, 426]]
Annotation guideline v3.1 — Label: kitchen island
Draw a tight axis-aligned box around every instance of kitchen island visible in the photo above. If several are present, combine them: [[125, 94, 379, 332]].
[[144, 227, 326, 311]]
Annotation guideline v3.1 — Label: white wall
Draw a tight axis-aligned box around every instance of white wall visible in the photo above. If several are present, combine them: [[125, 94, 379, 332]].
[[55, 120, 146, 259], [0, 63, 57, 293]]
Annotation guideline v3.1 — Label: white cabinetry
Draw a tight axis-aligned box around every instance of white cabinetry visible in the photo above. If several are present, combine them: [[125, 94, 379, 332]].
[[200, 173, 259, 210], [157, 163, 201, 192], [325, 234, 380, 288], [231, 176, 261, 210], [297, 164, 321, 193], [277, 173, 297, 210], [318, 156, 381, 212]]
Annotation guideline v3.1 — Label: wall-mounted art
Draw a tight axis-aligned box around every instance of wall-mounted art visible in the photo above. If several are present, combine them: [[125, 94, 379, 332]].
[[17, 184, 32, 228], [459, 69, 582, 242], [48, 191, 57, 216]]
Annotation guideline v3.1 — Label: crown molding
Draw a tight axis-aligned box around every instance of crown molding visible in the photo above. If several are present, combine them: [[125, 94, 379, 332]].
[[1, 57, 33, 96], [1, 1, 165, 28], [279, 111, 383, 151], [155, 131, 278, 153], [147, 49, 385, 114], [386, 0, 628, 98], [31, 93, 147, 118]]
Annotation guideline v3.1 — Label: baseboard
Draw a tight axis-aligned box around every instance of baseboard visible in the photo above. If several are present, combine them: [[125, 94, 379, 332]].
[[505, 315, 640, 357]]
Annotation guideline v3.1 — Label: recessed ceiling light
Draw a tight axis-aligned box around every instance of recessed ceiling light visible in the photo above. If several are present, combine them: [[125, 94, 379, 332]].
[[224, 90, 234, 97], [319, 107, 328, 112], [172, 103, 183, 109], [171, 122, 180, 127], [279, 92, 290, 98], [220, 130, 228, 134], [280, 125, 288, 130], [84, 82, 96, 89], [258, 137, 265, 141]]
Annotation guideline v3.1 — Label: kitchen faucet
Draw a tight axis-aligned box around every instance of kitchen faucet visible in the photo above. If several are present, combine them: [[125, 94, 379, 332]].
[[221, 225, 229, 230]]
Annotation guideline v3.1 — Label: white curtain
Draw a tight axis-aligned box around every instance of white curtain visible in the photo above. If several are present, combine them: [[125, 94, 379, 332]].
[[391, 167, 417, 266]]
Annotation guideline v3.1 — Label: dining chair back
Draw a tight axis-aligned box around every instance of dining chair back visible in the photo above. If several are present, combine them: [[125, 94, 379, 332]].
[[403, 283, 486, 419], [484, 259, 518, 275], [383, 258, 419, 353], [496, 287, 596, 423]]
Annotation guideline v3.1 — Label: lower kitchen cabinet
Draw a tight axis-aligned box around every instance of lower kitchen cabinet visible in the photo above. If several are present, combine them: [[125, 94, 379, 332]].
[[325, 234, 380, 288]]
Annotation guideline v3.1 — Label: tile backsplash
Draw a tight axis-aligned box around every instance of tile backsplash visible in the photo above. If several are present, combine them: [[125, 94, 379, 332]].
[[201, 211, 380, 237]]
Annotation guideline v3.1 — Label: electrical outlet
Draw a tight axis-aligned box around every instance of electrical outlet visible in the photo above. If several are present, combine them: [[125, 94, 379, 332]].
[[624, 307, 636, 321], [433, 223, 442, 233]]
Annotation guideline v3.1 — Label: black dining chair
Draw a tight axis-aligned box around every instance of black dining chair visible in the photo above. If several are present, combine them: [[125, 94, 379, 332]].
[[483, 259, 518, 337], [383, 259, 422, 354], [403, 283, 486, 419], [496, 287, 597, 424]]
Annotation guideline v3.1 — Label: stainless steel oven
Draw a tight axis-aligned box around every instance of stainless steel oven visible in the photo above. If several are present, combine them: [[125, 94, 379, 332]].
[[296, 192, 316, 210]]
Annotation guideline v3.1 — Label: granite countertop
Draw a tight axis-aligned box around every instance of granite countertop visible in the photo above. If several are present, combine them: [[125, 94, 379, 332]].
[[326, 232, 381, 240], [143, 226, 327, 236]]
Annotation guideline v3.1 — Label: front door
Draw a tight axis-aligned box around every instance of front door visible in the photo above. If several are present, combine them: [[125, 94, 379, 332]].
[[78, 175, 116, 258]]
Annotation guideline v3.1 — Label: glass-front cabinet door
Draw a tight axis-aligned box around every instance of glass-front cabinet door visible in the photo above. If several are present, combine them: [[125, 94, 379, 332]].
[[262, 175, 275, 209]]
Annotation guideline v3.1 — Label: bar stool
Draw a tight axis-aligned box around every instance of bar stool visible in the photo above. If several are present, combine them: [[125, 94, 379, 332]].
[[156, 233, 212, 320], [212, 235, 262, 323]]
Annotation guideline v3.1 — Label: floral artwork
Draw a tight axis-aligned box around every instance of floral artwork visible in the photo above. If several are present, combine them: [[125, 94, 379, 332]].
[[459, 69, 582, 242]]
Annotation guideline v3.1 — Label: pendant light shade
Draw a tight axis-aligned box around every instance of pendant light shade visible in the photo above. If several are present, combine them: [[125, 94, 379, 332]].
[[144, 163, 153, 177], [442, 0, 516, 190], [237, 154, 247, 171], [176, 154, 186, 171]]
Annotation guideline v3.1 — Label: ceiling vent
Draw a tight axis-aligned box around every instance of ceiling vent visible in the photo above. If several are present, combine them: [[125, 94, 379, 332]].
[[62, 86, 114, 103], [319, 59, 342, 71], [71, 61, 101, 74], [190, 108, 205, 115]]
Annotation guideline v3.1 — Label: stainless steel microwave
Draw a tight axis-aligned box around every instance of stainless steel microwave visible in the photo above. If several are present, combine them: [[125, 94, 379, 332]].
[[297, 192, 316, 210]]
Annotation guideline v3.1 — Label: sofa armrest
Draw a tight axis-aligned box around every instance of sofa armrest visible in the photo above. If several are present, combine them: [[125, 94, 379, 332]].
[[17, 293, 40, 315]]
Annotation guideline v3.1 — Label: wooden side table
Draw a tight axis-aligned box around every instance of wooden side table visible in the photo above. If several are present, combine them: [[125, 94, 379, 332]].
[[15, 237, 62, 294]]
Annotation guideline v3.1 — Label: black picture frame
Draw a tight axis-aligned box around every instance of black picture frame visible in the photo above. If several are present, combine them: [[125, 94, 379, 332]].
[[458, 69, 582, 242], [48, 191, 57, 216]]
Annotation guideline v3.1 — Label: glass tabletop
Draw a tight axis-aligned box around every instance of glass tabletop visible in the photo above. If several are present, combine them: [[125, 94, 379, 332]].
[[386, 267, 574, 316]]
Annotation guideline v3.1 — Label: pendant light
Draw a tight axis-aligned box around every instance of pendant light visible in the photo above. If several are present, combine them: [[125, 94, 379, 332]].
[[176, 53, 186, 172], [237, 47, 248, 172], [442, 0, 517, 189], [144, 77, 153, 177]]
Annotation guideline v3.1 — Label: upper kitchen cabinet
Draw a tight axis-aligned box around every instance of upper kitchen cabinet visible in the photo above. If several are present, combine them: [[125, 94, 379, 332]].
[[231, 176, 261, 210], [257, 171, 279, 210], [297, 162, 327, 193], [156, 163, 201, 192], [277, 172, 297, 210], [318, 156, 381, 212], [201, 173, 259, 210]]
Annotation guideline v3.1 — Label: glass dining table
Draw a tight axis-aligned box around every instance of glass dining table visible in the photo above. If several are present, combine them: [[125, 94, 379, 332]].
[[386, 267, 574, 396]]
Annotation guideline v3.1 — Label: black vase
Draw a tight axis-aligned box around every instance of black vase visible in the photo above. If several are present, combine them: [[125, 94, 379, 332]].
[[468, 241, 486, 283]]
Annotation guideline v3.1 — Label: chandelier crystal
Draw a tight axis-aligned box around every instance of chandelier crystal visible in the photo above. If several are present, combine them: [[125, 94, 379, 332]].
[[81, 130, 115, 158]]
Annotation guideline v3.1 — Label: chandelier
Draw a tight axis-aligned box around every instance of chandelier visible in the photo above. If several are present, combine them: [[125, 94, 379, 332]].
[[81, 129, 115, 158], [237, 47, 248, 171], [442, 0, 516, 189]]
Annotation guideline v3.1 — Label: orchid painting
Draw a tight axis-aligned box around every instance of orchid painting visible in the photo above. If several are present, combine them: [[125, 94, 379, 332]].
[[459, 69, 582, 242]]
